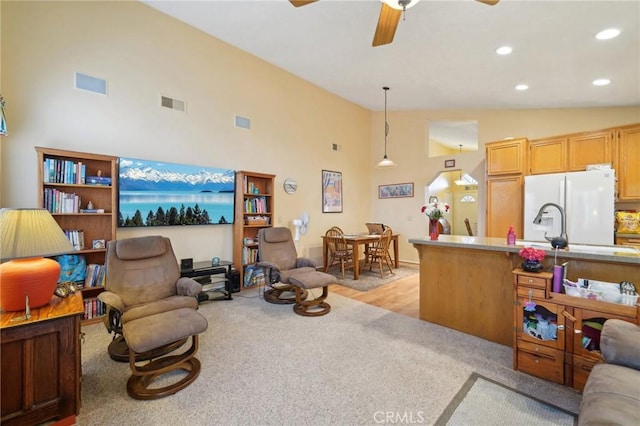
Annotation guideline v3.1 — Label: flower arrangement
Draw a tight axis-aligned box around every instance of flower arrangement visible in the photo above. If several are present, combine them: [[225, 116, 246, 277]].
[[518, 247, 546, 262], [421, 201, 450, 221]]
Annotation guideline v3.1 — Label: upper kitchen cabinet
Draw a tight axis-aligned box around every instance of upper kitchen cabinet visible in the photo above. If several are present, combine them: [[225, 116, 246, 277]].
[[615, 124, 640, 200], [529, 137, 568, 175], [486, 138, 527, 176], [567, 129, 613, 171], [486, 175, 524, 238]]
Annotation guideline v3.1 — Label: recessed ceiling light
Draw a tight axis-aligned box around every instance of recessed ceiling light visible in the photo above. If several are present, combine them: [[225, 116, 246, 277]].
[[596, 29, 621, 40], [592, 79, 611, 86], [496, 46, 512, 55], [515, 84, 529, 91]]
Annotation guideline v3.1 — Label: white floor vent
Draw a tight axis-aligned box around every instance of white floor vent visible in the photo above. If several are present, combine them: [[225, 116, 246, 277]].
[[161, 96, 185, 112]]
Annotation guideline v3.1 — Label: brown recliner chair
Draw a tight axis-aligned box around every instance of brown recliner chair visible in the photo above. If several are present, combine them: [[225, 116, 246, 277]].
[[257, 227, 335, 316], [98, 235, 208, 399]]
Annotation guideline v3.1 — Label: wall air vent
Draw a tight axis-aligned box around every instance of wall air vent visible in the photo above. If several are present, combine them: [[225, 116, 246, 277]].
[[234, 115, 251, 129], [161, 96, 186, 112], [74, 72, 107, 95]]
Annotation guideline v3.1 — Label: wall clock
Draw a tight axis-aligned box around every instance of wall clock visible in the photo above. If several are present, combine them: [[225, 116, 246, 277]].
[[283, 178, 297, 194]]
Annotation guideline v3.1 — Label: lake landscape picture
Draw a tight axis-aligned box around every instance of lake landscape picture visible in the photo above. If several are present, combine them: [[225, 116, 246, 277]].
[[118, 157, 235, 227]]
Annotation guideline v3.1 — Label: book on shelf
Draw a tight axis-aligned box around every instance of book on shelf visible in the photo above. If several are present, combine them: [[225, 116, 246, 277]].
[[43, 158, 86, 184], [84, 264, 106, 288], [63, 229, 85, 250], [80, 208, 105, 214], [85, 175, 112, 186], [83, 297, 106, 320], [43, 188, 81, 213]]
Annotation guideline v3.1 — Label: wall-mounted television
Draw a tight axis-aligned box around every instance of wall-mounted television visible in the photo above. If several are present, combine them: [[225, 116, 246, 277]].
[[118, 157, 235, 227]]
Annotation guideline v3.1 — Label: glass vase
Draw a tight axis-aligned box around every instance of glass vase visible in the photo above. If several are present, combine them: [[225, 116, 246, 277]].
[[429, 219, 440, 241], [522, 260, 543, 273]]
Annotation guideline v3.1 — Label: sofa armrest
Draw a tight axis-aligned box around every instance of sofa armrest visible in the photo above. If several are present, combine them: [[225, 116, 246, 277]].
[[176, 277, 202, 297], [601, 319, 640, 371]]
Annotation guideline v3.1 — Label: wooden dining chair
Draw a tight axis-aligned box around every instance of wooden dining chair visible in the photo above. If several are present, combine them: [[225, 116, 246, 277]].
[[464, 218, 473, 236], [324, 226, 354, 279], [365, 228, 394, 278]]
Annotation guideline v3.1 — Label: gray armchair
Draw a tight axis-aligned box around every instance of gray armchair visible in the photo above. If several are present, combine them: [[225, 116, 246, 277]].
[[98, 236, 208, 399], [257, 227, 334, 316]]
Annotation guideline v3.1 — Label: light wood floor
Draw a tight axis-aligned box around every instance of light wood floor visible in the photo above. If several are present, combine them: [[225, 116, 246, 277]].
[[329, 263, 419, 318]]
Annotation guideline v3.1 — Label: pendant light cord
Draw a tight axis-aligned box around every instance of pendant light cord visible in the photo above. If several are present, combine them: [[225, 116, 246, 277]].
[[384, 86, 389, 157]]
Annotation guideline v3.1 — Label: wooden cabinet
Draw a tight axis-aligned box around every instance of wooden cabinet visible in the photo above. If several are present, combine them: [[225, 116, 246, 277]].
[[485, 139, 526, 238], [567, 129, 613, 171], [615, 235, 640, 247], [486, 175, 523, 238], [36, 147, 117, 325], [528, 137, 567, 175], [1, 293, 84, 425], [615, 124, 640, 200], [513, 268, 640, 392], [513, 270, 566, 384], [486, 138, 527, 176], [233, 171, 275, 288]]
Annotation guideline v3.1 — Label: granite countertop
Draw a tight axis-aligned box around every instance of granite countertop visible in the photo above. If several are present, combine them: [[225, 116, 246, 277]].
[[409, 235, 640, 265]]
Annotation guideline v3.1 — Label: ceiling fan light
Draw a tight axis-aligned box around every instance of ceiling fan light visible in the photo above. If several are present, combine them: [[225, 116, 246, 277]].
[[592, 78, 611, 86], [596, 28, 620, 40], [377, 155, 397, 168], [496, 46, 512, 55], [381, 0, 419, 11]]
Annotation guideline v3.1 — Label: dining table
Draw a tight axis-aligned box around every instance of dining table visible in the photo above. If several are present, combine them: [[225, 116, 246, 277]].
[[322, 233, 399, 280]]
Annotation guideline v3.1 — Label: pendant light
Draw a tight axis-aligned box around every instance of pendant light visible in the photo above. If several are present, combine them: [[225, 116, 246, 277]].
[[455, 144, 466, 185], [377, 86, 397, 168]]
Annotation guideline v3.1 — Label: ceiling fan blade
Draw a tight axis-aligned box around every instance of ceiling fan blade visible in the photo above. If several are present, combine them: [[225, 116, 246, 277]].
[[476, 0, 500, 5], [372, 3, 402, 47], [290, 0, 319, 7]]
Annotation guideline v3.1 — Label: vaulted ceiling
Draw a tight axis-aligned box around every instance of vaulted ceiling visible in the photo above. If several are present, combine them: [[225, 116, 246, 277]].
[[143, 0, 640, 112]]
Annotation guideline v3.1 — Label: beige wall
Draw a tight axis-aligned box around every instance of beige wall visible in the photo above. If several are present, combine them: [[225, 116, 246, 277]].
[[2, 1, 639, 264], [0, 0, 371, 263], [371, 108, 639, 262]]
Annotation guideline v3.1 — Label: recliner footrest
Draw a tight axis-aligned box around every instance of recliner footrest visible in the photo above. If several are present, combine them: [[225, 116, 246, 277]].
[[123, 308, 207, 354], [288, 271, 335, 290]]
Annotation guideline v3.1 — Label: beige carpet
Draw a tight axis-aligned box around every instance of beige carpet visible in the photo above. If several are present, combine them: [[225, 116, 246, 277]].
[[77, 290, 581, 425], [435, 372, 577, 425], [325, 264, 418, 291]]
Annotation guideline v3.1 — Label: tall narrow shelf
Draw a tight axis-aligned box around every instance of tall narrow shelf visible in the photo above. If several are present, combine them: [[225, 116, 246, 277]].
[[36, 147, 117, 325], [233, 171, 275, 288]]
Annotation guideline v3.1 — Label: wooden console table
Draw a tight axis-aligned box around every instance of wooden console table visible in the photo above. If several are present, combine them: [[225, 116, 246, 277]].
[[1, 293, 84, 425]]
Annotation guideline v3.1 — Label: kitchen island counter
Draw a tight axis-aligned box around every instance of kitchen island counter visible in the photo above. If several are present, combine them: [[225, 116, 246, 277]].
[[410, 235, 640, 346]]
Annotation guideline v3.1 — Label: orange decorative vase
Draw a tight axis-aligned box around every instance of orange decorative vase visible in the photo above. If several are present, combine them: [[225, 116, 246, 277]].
[[429, 219, 440, 241]]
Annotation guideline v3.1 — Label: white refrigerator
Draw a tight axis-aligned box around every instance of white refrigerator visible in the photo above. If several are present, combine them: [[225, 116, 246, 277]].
[[523, 169, 615, 245]]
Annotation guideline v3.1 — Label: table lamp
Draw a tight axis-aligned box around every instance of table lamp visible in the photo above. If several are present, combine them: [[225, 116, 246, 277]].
[[0, 208, 74, 311]]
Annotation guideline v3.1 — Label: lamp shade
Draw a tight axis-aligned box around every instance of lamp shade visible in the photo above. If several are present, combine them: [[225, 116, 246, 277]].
[[0, 208, 74, 311], [1, 208, 74, 260]]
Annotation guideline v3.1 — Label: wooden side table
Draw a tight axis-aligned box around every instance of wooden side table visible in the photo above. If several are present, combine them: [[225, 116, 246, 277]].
[[1, 293, 84, 426]]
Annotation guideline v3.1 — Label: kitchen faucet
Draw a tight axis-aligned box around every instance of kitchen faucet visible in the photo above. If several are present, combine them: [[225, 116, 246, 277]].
[[533, 202, 568, 249]]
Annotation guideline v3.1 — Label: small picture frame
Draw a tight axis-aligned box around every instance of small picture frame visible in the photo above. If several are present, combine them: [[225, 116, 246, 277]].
[[379, 182, 414, 199], [322, 170, 343, 213], [92, 239, 106, 249], [444, 159, 456, 168]]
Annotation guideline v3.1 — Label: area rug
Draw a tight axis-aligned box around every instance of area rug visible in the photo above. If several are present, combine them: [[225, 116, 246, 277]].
[[435, 372, 578, 426], [325, 263, 418, 291]]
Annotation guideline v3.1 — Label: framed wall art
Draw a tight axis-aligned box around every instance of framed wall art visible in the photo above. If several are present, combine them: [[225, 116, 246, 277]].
[[118, 157, 235, 227], [322, 170, 343, 213], [378, 182, 414, 199], [444, 159, 456, 168]]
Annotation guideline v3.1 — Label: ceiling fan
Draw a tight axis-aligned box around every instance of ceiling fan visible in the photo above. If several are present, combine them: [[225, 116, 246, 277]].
[[290, 0, 500, 47]]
